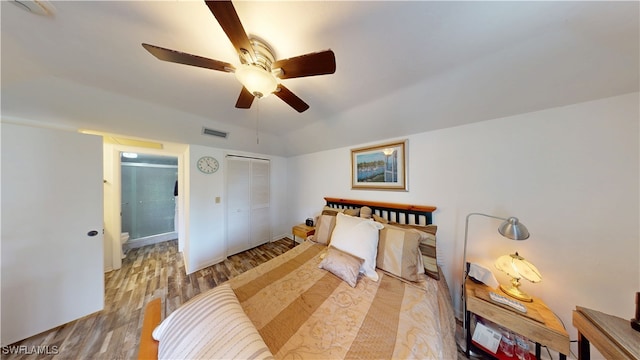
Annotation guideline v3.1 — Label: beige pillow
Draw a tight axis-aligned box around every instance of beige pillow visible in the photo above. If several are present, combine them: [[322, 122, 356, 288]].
[[389, 223, 439, 280], [360, 206, 372, 219], [389, 222, 437, 235], [344, 207, 360, 217], [321, 206, 344, 216], [319, 246, 364, 287], [372, 214, 388, 224], [376, 225, 422, 282], [314, 214, 337, 245], [418, 232, 439, 280], [314, 206, 342, 243]]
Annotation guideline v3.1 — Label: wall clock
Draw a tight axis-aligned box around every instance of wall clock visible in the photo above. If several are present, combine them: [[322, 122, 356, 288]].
[[197, 156, 219, 174]]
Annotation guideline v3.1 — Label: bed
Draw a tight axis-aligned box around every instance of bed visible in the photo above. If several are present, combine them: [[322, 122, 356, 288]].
[[138, 197, 457, 359]]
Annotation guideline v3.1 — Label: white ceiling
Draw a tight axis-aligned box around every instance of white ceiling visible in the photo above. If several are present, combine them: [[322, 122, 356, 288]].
[[2, 1, 638, 157]]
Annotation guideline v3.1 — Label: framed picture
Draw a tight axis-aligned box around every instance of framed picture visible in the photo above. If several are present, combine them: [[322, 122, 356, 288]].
[[351, 140, 407, 190]]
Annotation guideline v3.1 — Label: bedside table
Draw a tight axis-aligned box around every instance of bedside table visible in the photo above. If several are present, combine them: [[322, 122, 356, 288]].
[[291, 224, 315, 247], [572, 306, 640, 360], [465, 278, 570, 359]]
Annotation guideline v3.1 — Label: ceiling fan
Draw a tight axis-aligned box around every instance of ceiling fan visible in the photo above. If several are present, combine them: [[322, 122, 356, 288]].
[[142, 0, 336, 113]]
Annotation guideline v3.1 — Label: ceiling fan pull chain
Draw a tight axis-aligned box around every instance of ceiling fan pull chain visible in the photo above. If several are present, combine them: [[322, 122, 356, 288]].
[[256, 99, 260, 145]]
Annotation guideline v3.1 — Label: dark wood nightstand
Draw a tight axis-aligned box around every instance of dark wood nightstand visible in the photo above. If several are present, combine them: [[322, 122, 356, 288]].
[[465, 278, 570, 359], [291, 224, 315, 247]]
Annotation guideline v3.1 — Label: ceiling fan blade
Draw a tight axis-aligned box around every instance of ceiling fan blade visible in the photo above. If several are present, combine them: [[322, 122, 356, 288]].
[[235, 87, 255, 109], [272, 50, 336, 79], [274, 85, 310, 113], [205, 0, 256, 63], [142, 43, 234, 72]]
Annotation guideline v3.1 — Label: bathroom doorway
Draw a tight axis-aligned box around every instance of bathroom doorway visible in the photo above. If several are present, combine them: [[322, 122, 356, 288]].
[[120, 152, 178, 253]]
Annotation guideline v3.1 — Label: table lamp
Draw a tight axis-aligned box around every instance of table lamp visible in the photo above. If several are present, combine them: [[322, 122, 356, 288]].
[[495, 252, 542, 302]]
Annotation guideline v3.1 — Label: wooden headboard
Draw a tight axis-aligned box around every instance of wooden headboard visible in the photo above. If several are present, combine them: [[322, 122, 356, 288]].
[[324, 197, 436, 225]]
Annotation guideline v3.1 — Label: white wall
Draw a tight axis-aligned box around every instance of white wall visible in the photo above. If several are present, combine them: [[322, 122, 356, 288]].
[[286, 92, 639, 359], [184, 146, 288, 274], [184, 145, 226, 273]]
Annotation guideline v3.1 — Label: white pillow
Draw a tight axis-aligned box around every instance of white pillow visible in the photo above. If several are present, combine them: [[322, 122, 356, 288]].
[[152, 283, 273, 360], [329, 212, 383, 281]]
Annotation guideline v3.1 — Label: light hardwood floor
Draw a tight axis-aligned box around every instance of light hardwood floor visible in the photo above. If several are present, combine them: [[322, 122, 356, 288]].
[[4, 238, 468, 360], [2, 238, 293, 360]]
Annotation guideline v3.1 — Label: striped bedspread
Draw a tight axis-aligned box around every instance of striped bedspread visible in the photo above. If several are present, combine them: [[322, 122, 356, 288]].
[[228, 241, 457, 359]]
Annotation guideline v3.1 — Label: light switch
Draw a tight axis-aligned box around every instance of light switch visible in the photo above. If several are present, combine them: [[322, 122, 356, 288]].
[[215, 196, 221, 203]]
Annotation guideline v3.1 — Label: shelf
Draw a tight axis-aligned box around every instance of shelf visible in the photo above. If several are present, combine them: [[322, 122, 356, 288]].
[[465, 278, 569, 360]]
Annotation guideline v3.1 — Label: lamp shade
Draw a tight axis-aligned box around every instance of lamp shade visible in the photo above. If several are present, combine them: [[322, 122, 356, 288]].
[[498, 217, 530, 240], [495, 252, 542, 283], [235, 64, 278, 98]]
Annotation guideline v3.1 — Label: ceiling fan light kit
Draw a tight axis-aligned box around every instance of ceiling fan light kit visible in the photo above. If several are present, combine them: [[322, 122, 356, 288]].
[[234, 37, 279, 98], [234, 65, 277, 98], [142, 0, 336, 113]]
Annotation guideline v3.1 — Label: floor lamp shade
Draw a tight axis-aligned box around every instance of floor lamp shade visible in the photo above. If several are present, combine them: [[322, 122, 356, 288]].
[[498, 217, 530, 240], [462, 213, 530, 286]]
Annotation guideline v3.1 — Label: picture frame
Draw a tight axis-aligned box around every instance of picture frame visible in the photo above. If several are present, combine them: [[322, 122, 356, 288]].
[[351, 140, 407, 190]]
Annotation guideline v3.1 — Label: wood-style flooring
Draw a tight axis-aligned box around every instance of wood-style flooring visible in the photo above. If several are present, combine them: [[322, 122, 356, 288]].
[[2, 238, 293, 360]]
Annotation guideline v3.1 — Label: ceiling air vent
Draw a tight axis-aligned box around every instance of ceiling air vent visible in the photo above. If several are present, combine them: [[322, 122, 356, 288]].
[[202, 127, 228, 139]]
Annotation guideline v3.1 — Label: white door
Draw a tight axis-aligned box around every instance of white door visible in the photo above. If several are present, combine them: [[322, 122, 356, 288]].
[[250, 159, 270, 247], [1, 123, 104, 346], [226, 157, 270, 255], [226, 157, 251, 255]]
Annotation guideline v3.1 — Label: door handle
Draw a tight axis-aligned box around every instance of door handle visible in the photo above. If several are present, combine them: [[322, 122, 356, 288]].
[[87, 230, 99, 237]]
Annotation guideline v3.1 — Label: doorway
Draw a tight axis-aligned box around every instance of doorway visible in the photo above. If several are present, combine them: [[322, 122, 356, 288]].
[[120, 152, 178, 253]]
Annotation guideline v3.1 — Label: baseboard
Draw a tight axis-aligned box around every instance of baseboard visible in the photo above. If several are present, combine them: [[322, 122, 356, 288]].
[[125, 232, 177, 249], [271, 233, 288, 242], [189, 256, 225, 274]]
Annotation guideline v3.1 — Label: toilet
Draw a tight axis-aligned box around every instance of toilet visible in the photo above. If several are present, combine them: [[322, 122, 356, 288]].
[[120, 232, 130, 259]]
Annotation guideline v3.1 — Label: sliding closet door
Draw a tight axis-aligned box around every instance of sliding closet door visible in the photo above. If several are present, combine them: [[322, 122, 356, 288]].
[[250, 159, 270, 247], [227, 157, 251, 255], [226, 157, 270, 256]]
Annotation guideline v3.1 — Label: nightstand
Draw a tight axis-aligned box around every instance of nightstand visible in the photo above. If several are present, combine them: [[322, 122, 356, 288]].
[[572, 306, 640, 360], [465, 278, 570, 359], [291, 224, 315, 247]]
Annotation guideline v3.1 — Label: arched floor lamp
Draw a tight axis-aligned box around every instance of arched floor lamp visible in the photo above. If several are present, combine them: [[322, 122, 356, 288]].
[[460, 213, 530, 356]]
